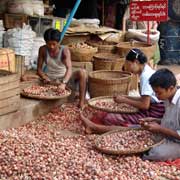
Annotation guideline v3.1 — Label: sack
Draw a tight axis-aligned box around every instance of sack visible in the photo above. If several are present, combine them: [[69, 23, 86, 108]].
[[8, 0, 34, 16], [126, 29, 160, 44], [33, 0, 44, 16], [31, 37, 45, 69], [4, 25, 36, 67]]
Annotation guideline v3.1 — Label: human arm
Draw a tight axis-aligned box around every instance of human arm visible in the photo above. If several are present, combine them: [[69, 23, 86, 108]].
[[114, 95, 151, 110], [61, 47, 72, 85], [141, 122, 180, 140], [37, 46, 51, 83]]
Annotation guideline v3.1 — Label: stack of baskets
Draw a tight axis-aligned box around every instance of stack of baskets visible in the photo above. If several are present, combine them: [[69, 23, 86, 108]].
[[88, 70, 132, 98], [87, 40, 117, 54], [68, 42, 98, 62], [93, 53, 124, 71], [116, 41, 156, 60], [0, 70, 20, 116], [62, 35, 90, 45]]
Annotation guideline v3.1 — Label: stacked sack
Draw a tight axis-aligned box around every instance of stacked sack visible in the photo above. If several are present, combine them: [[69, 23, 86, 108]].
[[4, 25, 36, 68], [8, 0, 44, 16], [0, 20, 5, 47], [31, 37, 45, 70]]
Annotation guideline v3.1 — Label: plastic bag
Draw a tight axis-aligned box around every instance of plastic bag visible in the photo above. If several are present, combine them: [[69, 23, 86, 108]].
[[31, 37, 45, 70], [4, 25, 36, 67]]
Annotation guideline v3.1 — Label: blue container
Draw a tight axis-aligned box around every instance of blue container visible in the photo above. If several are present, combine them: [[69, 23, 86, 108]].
[[158, 21, 180, 64], [168, 0, 180, 21]]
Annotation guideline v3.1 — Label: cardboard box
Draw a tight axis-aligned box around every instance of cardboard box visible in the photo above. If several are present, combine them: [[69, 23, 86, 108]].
[[4, 13, 28, 29]]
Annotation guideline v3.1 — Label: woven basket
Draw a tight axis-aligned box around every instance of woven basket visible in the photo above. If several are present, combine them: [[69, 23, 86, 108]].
[[116, 41, 156, 60], [88, 96, 138, 113], [69, 46, 98, 62], [93, 53, 125, 71], [87, 40, 117, 53], [80, 105, 129, 134], [61, 35, 90, 45], [94, 129, 165, 155], [21, 86, 71, 100], [88, 70, 132, 98]]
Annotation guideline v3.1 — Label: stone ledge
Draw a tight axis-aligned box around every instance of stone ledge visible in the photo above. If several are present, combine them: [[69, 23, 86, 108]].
[[0, 97, 68, 131]]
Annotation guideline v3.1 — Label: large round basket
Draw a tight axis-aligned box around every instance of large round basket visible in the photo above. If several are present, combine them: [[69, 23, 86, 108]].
[[94, 129, 165, 155], [87, 40, 117, 53], [88, 70, 132, 98], [61, 35, 90, 45], [80, 105, 129, 134], [93, 53, 125, 71], [21, 86, 71, 100], [69, 46, 98, 62], [116, 41, 156, 60], [88, 96, 138, 113]]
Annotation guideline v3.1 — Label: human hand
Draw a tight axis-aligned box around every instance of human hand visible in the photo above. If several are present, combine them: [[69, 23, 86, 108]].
[[139, 117, 160, 124], [140, 121, 162, 133], [113, 95, 128, 104], [58, 83, 66, 90], [42, 78, 51, 84]]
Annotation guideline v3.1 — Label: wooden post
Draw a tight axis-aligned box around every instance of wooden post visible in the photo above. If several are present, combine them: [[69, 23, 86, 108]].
[[102, 0, 105, 26]]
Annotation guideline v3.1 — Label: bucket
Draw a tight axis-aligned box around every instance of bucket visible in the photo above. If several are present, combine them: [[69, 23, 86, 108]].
[[158, 21, 180, 64], [168, 0, 180, 21]]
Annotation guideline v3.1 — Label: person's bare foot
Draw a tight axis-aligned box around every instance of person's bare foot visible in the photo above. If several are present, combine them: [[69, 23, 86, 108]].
[[85, 127, 93, 134]]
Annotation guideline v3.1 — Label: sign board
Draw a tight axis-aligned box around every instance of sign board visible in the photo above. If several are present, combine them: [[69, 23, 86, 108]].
[[130, 0, 168, 21]]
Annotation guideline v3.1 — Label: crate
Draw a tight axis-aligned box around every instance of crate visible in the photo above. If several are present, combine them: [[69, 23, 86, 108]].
[[15, 55, 25, 76], [4, 13, 28, 29], [29, 16, 52, 37], [0, 70, 20, 116], [29, 15, 66, 36]]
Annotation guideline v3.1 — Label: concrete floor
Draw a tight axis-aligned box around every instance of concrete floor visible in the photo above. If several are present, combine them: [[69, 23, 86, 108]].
[[157, 65, 180, 75]]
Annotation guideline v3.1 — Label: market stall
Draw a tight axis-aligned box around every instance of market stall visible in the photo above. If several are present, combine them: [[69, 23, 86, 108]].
[[0, 1, 180, 179]]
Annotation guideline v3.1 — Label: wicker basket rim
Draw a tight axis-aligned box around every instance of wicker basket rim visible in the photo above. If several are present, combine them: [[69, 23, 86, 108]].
[[69, 46, 98, 50], [21, 87, 71, 100], [89, 70, 132, 80], [93, 53, 124, 60], [88, 96, 138, 113], [94, 129, 165, 155], [89, 70, 131, 75], [93, 59, 125, 63], [116, 42, 154, 48], [87, 40, 117, 46], [70, 48, 98, 54]]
